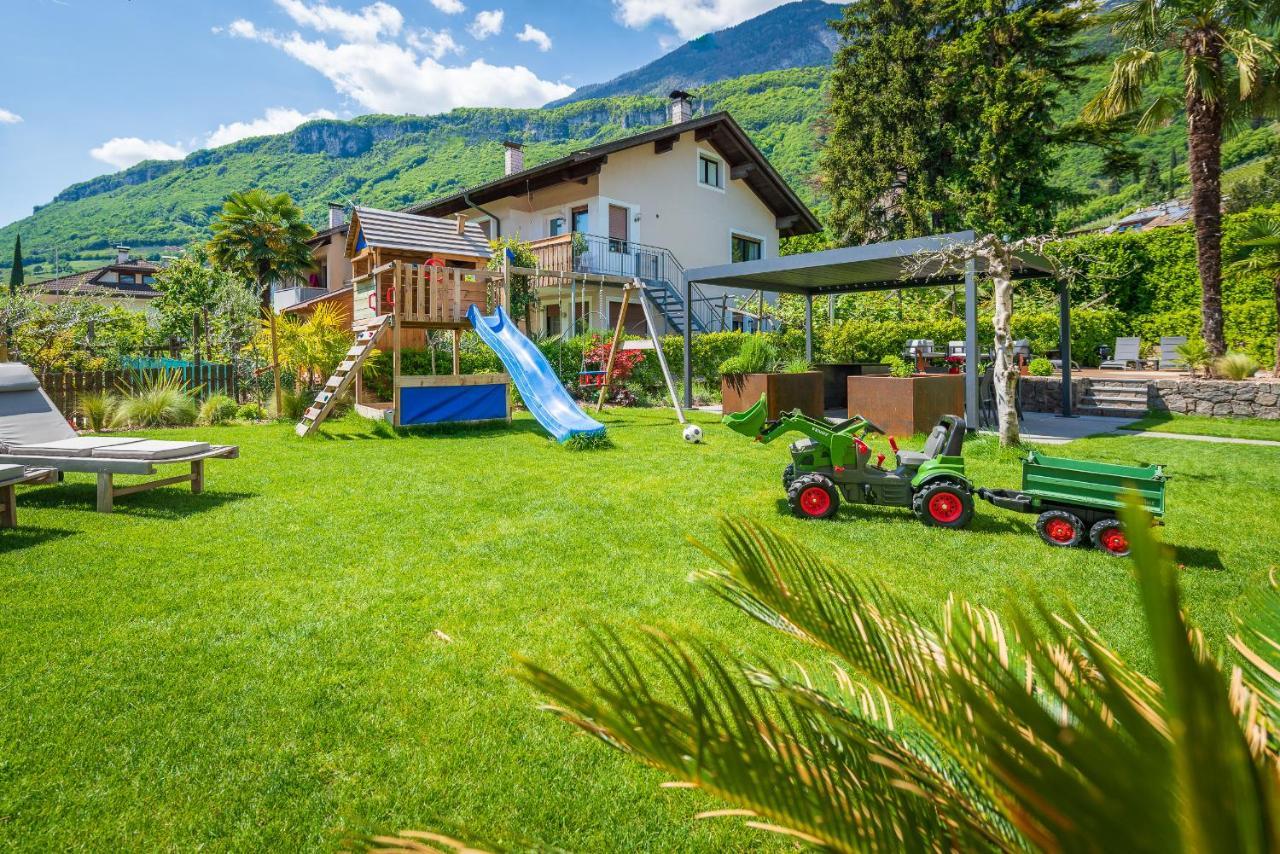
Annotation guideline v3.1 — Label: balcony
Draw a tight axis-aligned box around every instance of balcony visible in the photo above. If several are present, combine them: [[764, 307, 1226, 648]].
[[272, 284, 328, 311], [527, 232, 677, 285]]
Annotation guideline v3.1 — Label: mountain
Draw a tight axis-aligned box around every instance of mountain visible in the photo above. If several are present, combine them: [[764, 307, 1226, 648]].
[[0, 68, 828, 276], [545, 1, 843, 107]]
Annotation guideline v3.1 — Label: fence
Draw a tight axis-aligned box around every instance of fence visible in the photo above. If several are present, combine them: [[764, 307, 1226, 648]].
[[38, 366, 237, 427]]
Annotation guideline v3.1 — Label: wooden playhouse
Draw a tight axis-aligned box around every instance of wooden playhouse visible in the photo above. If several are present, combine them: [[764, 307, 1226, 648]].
[[297, 206, 513, 435]]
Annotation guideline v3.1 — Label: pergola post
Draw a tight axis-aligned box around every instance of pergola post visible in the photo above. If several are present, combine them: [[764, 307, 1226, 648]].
[[804, 293, 813, 363], [682, 274, 694, 407], [964, 257, 979, 430], [1059, 279, 1074, 418]]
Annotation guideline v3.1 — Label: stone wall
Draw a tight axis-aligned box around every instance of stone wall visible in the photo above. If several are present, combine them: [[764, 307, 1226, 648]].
[[1149, 379, 1280, 419], [1021, 376, 1280, 419]]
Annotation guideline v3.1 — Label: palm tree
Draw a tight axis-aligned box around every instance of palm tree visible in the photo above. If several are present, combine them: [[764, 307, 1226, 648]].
[[1083, 0, 1280, 356], [208, 190, 315, 415], [1226, 214, 1280, 376], [372, 511, 1280, 852]]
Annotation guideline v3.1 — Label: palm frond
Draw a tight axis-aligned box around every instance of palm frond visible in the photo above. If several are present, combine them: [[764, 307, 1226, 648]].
[[1084, 48, 1169, 123]]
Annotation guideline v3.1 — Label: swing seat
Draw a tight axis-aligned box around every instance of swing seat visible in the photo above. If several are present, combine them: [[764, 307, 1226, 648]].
[[578, 370, 607, 388]]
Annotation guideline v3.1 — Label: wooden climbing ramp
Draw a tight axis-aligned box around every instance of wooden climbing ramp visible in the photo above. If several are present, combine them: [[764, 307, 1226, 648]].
[[295, 314, 390, 437]]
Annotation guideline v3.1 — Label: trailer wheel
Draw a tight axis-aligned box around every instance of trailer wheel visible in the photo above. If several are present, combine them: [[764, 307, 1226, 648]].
[[782, 463, 796, 490], [788, 474, 840, 520], [1036, 510, 1084, 548], [913, 481, 974, 529], [1089, 519, 1129, 557]]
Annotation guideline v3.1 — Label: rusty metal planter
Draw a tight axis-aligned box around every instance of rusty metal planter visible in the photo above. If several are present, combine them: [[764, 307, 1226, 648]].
[[722, 372, 824, 420], [846, 374, 965, 436]]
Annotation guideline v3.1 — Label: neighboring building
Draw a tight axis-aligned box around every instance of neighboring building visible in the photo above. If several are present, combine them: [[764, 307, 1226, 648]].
[[31, 247, 162, 311], [1101, 200, 1192, 234], [274, 203, 355, 318], [407, 92, 821, 337]]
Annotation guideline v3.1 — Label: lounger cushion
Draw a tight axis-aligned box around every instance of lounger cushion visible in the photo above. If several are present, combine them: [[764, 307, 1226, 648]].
[[0, 463, 25, 482], [4, 437, 144, 457], [0, 377, 79, 451], [0, 364, 40, 392], [93, 439, 211, 460]]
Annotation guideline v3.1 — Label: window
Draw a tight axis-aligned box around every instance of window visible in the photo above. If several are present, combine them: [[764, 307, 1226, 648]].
[[548, 216, 566, 237], [731, 235, 762, 263], [571, 206, 589, 234], [608, 204, 629, 254], [699, 154, 722, 189], [119, 273, 137, 285], [142, 275, 155, 285]]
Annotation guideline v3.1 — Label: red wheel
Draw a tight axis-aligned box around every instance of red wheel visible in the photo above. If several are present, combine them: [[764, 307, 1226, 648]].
[[1089, 519, 1129, 557], [787, 474, 840, 520], [1036, 510, 1084, 548], [913, 481, 974, 529]]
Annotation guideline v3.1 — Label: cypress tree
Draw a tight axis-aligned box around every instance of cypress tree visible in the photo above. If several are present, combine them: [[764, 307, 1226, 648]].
[[8, 235, 22, 293]]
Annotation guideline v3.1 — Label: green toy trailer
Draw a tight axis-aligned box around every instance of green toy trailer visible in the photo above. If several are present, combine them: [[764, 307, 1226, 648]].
[[724, 394, 976, 527], [978, 450, 1167, 556]]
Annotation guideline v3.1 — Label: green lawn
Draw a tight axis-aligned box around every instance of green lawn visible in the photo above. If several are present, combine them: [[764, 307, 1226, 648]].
[[2, 408, 1277, 850], [1122, 410, 1280, 442]]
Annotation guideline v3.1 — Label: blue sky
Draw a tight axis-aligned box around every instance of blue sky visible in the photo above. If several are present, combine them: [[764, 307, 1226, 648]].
[[0, 0, 808, 229]]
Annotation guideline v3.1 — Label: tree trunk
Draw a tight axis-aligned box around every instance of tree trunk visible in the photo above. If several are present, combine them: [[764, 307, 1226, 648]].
[[1274, 275, 1280, 378], [987, 245, 1020, 446], [1185, 29, 1227, 356]]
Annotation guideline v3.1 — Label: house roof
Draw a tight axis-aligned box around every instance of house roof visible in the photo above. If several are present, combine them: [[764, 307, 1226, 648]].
[[281, 285, 353, 315], [346, 206, 491, 259], [308, 223, 349, 246], [33, 259, 162, 300], [405, 112, 822, 238]]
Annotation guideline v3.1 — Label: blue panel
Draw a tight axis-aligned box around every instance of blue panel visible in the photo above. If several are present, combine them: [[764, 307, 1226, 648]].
[[400, 382, 507, 425], [355, 229, 367, 252]]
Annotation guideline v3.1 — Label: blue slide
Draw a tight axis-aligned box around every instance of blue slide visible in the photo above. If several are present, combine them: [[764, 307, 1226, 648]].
[[468, 304, 606, 442]]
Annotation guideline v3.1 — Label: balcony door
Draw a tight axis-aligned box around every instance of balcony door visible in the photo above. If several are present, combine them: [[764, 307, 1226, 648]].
[[608, 204, 629, 254]]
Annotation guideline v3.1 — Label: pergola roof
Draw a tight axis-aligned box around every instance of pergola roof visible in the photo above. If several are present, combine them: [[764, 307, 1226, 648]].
[[685, 231, 1055, 295]]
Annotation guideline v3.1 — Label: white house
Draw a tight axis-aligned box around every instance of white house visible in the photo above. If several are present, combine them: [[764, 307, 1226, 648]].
[[407, 92, 821, 337]]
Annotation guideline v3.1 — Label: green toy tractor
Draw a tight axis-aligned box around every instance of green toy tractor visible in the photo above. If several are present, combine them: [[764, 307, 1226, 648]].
[[724, 395, 976, 528]]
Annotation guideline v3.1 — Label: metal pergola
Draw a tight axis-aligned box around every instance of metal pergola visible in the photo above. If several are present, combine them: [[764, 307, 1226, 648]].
[[683, 230, 1066, 427]]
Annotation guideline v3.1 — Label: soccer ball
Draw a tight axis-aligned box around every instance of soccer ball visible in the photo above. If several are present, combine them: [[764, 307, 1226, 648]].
[[683, 424, 703, 444]]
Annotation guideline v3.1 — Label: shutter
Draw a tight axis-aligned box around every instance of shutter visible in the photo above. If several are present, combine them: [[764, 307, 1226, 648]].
[[608, 205, 628, 241]]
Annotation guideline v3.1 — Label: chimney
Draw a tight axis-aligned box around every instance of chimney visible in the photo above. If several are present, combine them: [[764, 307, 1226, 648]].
[[115, 245, 130, 265], [455, 213, 467, 235], [503, 140, 524, 176], [669, 90, 693, 125], [328, 202, 345, 229]]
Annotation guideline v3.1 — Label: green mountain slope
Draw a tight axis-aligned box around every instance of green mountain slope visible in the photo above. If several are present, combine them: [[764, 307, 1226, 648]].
[[545, 0, 840, 106], [0, 68, 828, 277]]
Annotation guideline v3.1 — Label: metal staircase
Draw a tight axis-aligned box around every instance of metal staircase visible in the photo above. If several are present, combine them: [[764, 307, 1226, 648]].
[[640, 277, 707, 335]]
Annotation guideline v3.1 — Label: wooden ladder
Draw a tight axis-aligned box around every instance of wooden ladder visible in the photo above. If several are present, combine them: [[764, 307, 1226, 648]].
[[295, 314, 390, 437]]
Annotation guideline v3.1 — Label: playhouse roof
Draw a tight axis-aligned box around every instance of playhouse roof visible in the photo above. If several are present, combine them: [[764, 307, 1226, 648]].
[[346, 206, 492, 260]]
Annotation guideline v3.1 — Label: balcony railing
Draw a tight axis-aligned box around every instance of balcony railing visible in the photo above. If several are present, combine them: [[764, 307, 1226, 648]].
[[272, 285, 328, 311]]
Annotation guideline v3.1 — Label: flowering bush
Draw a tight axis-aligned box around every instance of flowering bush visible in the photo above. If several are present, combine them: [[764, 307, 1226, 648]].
[[582, 336, 645, 383]]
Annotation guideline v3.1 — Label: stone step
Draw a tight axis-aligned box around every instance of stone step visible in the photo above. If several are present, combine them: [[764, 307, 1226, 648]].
[[1077, 405, 1147, 418], [1082, 391, 1149, 405]]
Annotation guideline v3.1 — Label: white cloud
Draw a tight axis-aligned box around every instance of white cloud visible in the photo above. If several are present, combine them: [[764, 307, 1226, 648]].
[[0, 108, 22, 125], [428, 0, 466, 13], [205, 106, 338, 148], [613, 0, 834, 40], [226, 10, 571, 113], [515, 23, 551, 51], [468, 9, 503, 39], [90, 137, 188, 170], [274, 0, 403, 42], [408, 27, 463, 59]]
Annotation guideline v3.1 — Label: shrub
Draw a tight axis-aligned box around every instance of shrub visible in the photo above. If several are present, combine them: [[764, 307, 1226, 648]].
[[880, 354, 912, 378], [1215, 352, 1260, 380], [720, 336, 779, 375], [279, 388, 314, 420], [115, 372, 197, 428], [1175, 338, 1212, 376], [76, 391, 119, 432], [781, 357, 812, 374], [236, 402, 268, 421], [199, 394, 239, 425], [1028, 357, 1053, 376]]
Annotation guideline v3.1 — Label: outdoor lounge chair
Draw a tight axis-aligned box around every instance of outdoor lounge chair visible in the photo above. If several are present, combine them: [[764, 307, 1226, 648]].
[[1099, 337, 1146, 370], [1158, 336, 1188, 371], [0, 363, 238, 513], [0, 464, 56, 528]]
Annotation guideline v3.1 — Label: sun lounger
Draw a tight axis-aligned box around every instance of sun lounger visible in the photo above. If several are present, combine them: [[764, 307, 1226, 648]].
[[0, 363, 238, 513], [0, 464, 56, 528], [1158, 336, 1188, 371], [1100, 337, 1146, 370]]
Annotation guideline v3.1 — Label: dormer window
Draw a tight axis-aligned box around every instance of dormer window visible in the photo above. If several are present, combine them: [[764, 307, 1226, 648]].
[[698, 153, 723, 190]]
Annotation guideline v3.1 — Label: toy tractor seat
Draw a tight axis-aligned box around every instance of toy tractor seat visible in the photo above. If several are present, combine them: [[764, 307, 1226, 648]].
[[896, 415, 965, 469]]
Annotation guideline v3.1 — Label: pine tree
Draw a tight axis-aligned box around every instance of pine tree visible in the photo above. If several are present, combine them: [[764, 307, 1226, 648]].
[[8, 235, 22, 293], [821, 0, 1093, 244]]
